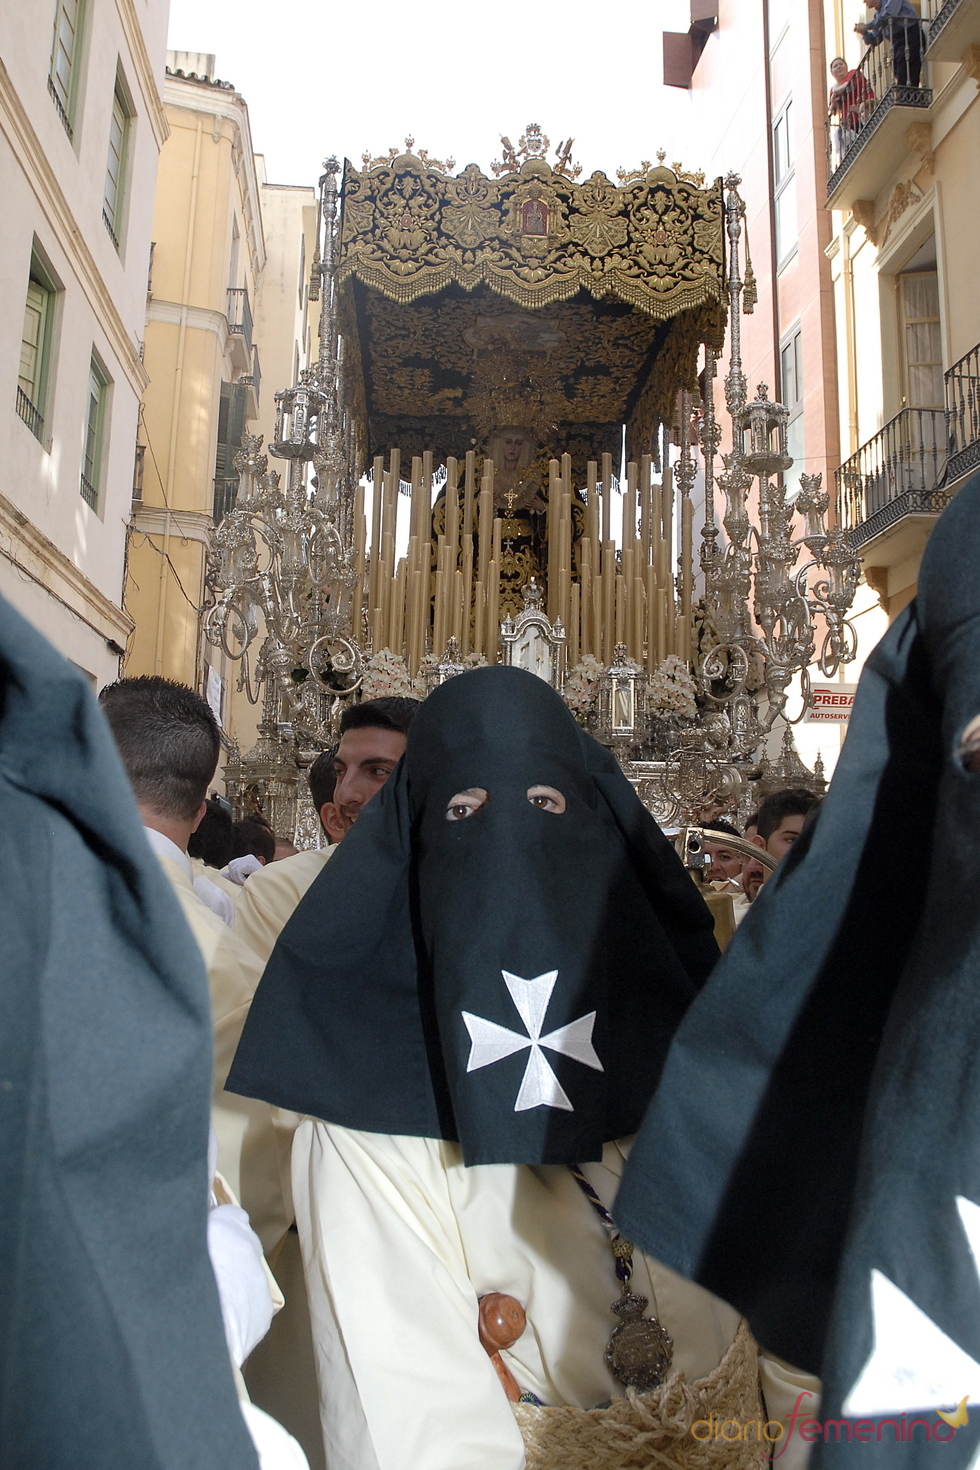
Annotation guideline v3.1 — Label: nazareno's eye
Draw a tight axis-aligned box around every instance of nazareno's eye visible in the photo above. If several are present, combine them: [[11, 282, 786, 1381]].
[[445, 788, 489, 822], [526, 785, 566, 814]]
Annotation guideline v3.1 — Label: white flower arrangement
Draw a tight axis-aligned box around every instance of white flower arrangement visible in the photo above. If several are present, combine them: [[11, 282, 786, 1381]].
[[360, 649, 414, 700], [562, 655, 604, 719], [648, 655, 698, 721], [410, 650, 490, 697]]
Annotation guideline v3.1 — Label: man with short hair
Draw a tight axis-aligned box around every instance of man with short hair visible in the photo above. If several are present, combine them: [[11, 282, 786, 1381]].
[[701, 819, 743, 885], [235, 745, 342, 967], [235, 699, 420, 965], [99, 677, 290, 1254], [855, 0, 922, 87], [333, 696, 420, 832], [232, 698, 417, 1467], [754, 787, 822, 864], [739, 810, 767, 903]]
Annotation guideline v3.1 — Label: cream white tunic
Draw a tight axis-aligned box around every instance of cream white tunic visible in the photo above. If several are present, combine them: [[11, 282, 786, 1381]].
[[293, 1123, 819, 1470], [235, 847, 335, 964]]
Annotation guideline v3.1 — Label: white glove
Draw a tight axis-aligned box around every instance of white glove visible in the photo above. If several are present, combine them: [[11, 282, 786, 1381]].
[[240, 1402, 310, 1469], [193, 873, 235, 925], [207, 1203, 275, 1365], [222, 854, 265, 886]]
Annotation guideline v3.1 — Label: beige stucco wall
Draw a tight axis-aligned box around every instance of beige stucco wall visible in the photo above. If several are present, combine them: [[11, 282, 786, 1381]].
[[126, 64, 316, 760], [127, 69, 266, 695], [824, 25, 980, 622], [0, 0, 168, 684]]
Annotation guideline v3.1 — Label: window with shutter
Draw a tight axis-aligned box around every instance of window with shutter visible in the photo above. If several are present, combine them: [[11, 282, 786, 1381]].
[[900, 271, 943, 409], [81, 357, 109, 509], [48, 0, 84, 138], [103, 83, 129, 248]]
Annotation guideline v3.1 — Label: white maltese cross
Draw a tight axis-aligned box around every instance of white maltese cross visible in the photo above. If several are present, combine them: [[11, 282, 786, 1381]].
[[462, 969, 603, 1112]]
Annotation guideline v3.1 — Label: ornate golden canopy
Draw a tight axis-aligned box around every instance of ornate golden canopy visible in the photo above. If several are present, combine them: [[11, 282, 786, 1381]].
[[336, 140, 726, 468]]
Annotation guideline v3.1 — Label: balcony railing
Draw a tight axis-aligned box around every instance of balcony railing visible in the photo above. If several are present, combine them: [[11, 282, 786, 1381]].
[[825, 20, 931, 200], [239, 345, 261, 413], [16, 386, 44, 442], [80, 471, 99, 510], [227, 286, 253, 355], [213, 475, 239, 523], [836, 407, 948, 548], [923, 0, 979, 57], [945, 342, 980, 486], [47, 75, 73, 140]]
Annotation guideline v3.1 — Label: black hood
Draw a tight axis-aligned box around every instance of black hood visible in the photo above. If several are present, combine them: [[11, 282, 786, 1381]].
[[616, 471, 980, 1467], [228, 665, 718, 1165]]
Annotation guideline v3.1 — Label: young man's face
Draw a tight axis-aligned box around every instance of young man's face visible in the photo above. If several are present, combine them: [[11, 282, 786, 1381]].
[[332, 726, 407, 832], [766, 814, 807, 862]]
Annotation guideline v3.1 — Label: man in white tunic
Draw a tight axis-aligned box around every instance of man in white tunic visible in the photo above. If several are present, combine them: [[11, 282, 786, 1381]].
[[229, 668, 818, 1469], [236, 699, 419, 963], [100, 676, 292, 1254]]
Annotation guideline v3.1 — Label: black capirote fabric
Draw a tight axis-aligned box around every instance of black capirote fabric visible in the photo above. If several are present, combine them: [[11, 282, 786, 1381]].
[[227, 664, 718, 1165], [0, 594, 258, 1470], [615, 471, 980, 1467]]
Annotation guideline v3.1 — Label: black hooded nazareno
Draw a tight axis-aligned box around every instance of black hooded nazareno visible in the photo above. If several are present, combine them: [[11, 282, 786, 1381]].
[[227, 665, 718, 1166], [615, 471, 980, 1468], [0, 594, 258, 1470]]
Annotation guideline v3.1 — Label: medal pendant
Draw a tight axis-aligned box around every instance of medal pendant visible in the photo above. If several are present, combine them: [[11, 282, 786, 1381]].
[[603, 1290, 674, 1391]]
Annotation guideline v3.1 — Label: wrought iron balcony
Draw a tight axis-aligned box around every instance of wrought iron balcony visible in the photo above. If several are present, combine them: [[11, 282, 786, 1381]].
[[16, 386, 44, 442], [924, 0, 980, 63], [80, 471, 98, 510], [836, 407, 947, 549], [945, 342, 980, 487], [226, 286, 253, 356], [47, 76, 73, 140], [239, 345, 261, 419], [825, 21, 932, 209], [213, 475, 239, 523]]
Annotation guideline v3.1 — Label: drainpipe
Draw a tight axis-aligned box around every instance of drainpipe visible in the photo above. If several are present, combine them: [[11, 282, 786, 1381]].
[[761, 0, 783, 403]]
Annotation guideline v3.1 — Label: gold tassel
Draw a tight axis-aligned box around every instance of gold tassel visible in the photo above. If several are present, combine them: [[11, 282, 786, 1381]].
[[742, 209, 757, 315]]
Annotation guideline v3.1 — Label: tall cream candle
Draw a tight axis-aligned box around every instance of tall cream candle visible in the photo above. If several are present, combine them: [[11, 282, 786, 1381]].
[[602, 548, 615, 665], [445, 456, 460, 564], [389, 558, 407, 657], [451, 567, 464, 648], [461, 534, 474, 657], [477, 479, 493, 588], [369, 454, 384, 621], [586, 460, 599, 549], [473, 581, 485, 659], [645, 563, 657, 672], [463, 451, 476, 538], [569, 582, 580, 669], [352, 482, 366, 640], [486, 561, 500, 664]]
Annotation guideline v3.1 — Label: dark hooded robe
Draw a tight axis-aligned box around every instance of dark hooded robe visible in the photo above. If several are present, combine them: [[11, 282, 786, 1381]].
[[0, 594, 258, 1470], [227, 668, 819, 1470], [227, 664, 718, 1162], [615, 470, 980, 1467]]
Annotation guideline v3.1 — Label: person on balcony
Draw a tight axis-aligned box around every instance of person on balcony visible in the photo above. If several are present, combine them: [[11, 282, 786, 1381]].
[[855, 0, 923, 89], [828, 55, 876, 164]]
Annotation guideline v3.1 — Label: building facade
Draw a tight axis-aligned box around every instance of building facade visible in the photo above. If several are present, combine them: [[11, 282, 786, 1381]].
[[823, 0, 980, 620], [0, 0, 168, 684], [127, 52, 317, 749], [665, 0, 883, 774]]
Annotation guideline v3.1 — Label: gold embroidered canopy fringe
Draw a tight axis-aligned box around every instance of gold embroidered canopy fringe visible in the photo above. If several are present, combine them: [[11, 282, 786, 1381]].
[[335, 149, 727, 465]]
